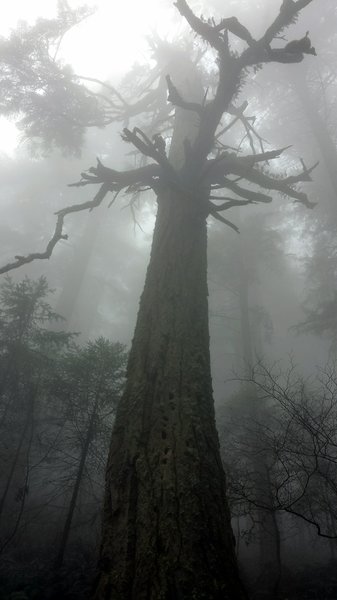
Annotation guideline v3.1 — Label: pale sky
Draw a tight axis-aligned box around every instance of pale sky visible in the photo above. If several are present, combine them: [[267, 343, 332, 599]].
[[0, 0, 177, 155]]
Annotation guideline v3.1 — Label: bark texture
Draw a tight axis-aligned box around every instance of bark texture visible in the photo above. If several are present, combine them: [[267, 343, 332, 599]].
[[93, 186, 247, 599]]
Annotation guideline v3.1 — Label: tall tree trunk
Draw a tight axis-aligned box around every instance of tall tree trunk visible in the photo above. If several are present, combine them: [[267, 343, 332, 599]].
[[93, 186, 247, 599], [0, 411, 34, 554], [55, 401, 97, 569], [0, 401, 31, 523]]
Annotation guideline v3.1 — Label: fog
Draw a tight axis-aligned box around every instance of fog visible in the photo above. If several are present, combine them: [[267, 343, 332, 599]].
[[0, 1, 337, 599]]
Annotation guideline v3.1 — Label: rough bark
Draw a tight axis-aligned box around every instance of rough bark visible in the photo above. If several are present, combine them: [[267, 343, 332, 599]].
[[93, 185, 247, 599]]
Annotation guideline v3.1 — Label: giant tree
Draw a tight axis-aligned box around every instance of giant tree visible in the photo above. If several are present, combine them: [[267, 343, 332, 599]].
[[0, 1, 319, 598]]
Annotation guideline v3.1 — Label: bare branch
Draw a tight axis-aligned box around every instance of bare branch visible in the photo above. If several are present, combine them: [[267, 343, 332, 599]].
[[215, 179, 273, 204], [239, 1, 316, 68], [264, 0, 315, 45], [206, 152, 318, 208], [283, 159, 319, 184], [0, 156, 164, 275], [204, 146, 292, 180], [229, 166, 317, 208], [234, 493, 337, 540], [69, 158, 161, 189], [241, 42, 316, 68], [283, 506, 337, 539], [121, 127, 176, 178], [226, 103, 270, 155], [208, 210, 240, 233], [174, 0, 225, 52], [0, 185, 110, 275], [76, 75, 129, 106], [208, 199, 252, 211], [214, 17, 255, 46], [174, 0, 255, 49]]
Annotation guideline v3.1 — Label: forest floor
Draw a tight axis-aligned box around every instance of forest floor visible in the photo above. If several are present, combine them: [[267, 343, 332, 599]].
[[1, 557, 337, 599]]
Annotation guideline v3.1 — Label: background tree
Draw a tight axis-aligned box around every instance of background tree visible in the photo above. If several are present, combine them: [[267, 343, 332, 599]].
[[53, 337, 127, 569], [0, 276, 127, 599], [0, 276, 73, 552], [225, 359, 337, 540], [209, 213, 286, 598]]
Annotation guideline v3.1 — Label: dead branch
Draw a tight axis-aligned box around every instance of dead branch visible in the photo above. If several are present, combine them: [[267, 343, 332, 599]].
[[227, 103, 269, 155], [174, 0, 226, 52], [174, 0, 255, 49], [214, 179, 273, 204], [264, 0, 314, 45], [69, 158, 161, 189], [282, 159, 319, 184], [229, 165, 317, 208], [204, 150, 318, 208], [76, 75, 129, 106], [214, 17, 255, 46], [0, 155, 164, 275], [208, 199, 252, 212], [121, 127, 176, 177], [208, 210, 240, 233], [204, 146, 291, 180], [0, 184, 110, 275]]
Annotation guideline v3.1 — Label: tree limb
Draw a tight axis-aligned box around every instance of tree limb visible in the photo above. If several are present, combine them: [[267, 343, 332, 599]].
[[240, 0, 316, 68], [0, 156, 164, 275], [208, 199, 252, 212], [206, 153, 318, 208], [208, 210, 240, 233], [0, 184, 110, 275], [174, 0, 226, 52], [204, 146, 292, 180], [174, 0, 255, 49], [69, 158, 161, 189], [263, 0, 315, 45]]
